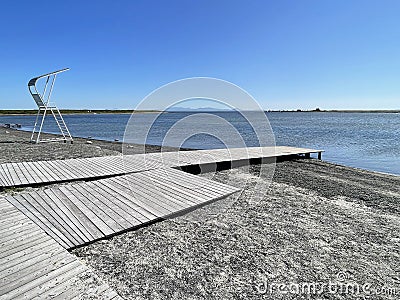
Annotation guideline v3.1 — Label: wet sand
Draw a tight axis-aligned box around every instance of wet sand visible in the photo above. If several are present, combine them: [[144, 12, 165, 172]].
[[1, 127, 399, 299]]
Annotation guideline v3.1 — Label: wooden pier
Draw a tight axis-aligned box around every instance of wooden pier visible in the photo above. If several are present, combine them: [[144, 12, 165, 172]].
[[0, 146, 323, 188], [0, 146, 323, 299], [4, 168, 239, 250]]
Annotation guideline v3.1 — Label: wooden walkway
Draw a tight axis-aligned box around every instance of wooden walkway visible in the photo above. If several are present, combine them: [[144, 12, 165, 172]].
[[0, 146, 322, 298], [5, 168, 239, 250], [0, 146, 323, 188], [0, 198, 122, 299]]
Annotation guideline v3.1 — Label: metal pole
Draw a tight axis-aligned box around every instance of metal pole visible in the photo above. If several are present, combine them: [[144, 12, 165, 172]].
[[31, 108, 41, 142], [42, 76, 50, 105], [46, 75, 57, 106], [36, 107, 47, 143]]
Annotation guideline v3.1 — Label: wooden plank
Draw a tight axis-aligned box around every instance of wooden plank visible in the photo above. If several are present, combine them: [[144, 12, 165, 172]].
[[0, 204, 18, 215], [156, 167, 239, 194], [59, 186, 114, 237], [123, 154, 165, 169], [0, 259, 83, 299], [0, 223, 38, 242], [0, 239, 61, 273], [36, 160, 62, 181], [12, 163, 30, 185], [74, 157, 111, 177], [69, 184, 124, 233], [73, 158, 104, 177], [32, 161, 58, 182], [33, 191, 85, 246], [20, 193, 77, 248], [0, 251, 71, 290], [89, 156, 126, 175], [65, 159, 97, 178], [128, 174, 191, 211], [0, 226, 44, 247], [20, 161, 40, 184], [149, 169, 239, 202], [0, 206, 27, 220], [0, 210, 18, 222], [0, 201, 27, 212], [0, 213, 27, 227], [85, 157, 124, 176], [24, 161, 50, 183], [5, 195, 70, 249], [146, 168, 231, 196], [133, 172, 207, 205], [0, 175, 7, 187], [98, 179, 157, 222], [45, 188, 101, 241], [31, 274, 86, 299], [122, 156, 157, 172], [42, 189, 91, 244], [88, 181, 144, 226], [126, 173, 194, 209], [87, 157, 123, 174], [77, 182, 134, 229], [66, 159, 97, 178], [107, 177, 173, 217], [102, 289, 122, 300], [13, 163, 34, 185], [0, 164, 11, 186], [0, 201, 121, 300], [3, 163, 16, 186], [25, 262, 85, 298], [48, 159, 75, 181], [134, 175, 204, 208], [0, 234, 52, 261], [0, 219, 33, 232], [38, 270, 115, 300], [0, 198, 13, 205], [43, 160, 72, 181], [5, 163, 20, 186], [31, 274, 83, 299], [50, 160, 79, 180]]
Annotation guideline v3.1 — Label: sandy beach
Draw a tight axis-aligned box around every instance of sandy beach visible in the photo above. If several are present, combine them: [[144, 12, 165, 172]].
[[1, 127, 399, 299]]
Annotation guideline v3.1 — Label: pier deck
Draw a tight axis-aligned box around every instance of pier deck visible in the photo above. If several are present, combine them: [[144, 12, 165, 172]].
[[4, 168, 239, 250], [0, 146, 323, 299], [0, 146, 323, 188]]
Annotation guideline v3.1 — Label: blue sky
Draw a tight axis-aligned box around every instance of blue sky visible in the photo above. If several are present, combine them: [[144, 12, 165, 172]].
[[1, 0, 399, 110]]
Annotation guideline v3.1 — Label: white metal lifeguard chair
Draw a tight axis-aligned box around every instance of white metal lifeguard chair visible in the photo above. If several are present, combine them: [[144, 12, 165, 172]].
[[28, 68, 73, 143]]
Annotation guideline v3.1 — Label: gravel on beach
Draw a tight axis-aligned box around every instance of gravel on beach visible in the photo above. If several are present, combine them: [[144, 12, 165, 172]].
[[1, 127, 399, 299], [0, 127, 177, 163]]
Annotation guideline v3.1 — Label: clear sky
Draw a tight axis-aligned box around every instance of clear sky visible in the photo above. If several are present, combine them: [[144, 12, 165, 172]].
[[1, 0, 399, 110]]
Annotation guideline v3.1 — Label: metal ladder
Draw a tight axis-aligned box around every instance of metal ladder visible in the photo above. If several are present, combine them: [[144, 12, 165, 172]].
[[28, 68, 73, 144]]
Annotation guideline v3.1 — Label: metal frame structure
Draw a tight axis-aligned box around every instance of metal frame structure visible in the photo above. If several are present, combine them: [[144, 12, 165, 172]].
[[28, 68, 73, 143]]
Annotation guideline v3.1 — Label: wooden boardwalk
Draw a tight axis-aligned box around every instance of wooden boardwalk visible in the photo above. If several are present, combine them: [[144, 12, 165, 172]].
[[0, 146, 323, 188], [0, 198, 122, 299], [5, 168, 240, 250], [0, 146, 322, 298]]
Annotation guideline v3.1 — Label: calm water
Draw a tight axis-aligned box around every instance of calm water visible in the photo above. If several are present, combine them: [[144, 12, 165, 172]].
[[1, 112, 399, 175]]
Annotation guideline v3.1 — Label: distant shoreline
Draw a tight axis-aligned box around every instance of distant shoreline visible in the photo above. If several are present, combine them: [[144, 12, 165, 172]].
[[0, 109, 399, 115], [0, 109, 160, 115], [267, 109, 400, 113]]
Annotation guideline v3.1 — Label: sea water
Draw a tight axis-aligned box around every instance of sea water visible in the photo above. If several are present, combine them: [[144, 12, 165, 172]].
[[1, 112, 399, 175]]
